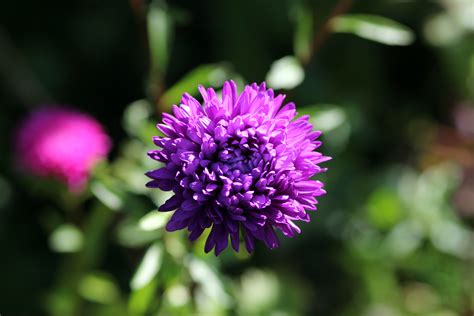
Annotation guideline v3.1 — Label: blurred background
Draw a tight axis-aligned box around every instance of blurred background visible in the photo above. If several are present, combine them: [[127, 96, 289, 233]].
[[1, 0, 474, 315]]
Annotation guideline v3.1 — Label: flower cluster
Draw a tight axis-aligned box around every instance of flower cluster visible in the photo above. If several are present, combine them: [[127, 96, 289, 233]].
[[16, 107, 111, 191], [147, 81, 330, 254]]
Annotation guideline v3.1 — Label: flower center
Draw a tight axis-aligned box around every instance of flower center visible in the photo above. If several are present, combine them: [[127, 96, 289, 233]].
[[186, 124, 278, 216]]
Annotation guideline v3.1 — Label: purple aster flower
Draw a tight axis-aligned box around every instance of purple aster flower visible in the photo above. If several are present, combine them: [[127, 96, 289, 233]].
[[15, 106, 111, 192], [146, 81, 330, 255]]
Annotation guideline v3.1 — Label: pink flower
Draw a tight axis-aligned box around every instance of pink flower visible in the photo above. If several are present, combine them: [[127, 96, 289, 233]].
[[15, 107, 111, 192]]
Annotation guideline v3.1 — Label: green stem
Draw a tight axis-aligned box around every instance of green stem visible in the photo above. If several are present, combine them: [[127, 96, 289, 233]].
[[304, 0, 354, 65], [48, 202, 115, 316]]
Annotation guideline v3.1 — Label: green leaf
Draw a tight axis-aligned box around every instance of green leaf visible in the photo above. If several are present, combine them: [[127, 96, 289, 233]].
[[331, 14, 415, 46], [160, 64, 232, 110], [384, 221, 423, 258], [303, 105, 347, 132], [187, 257, 231, 306], [122, 99, 153, 138], [116, 218, 163, 248], [49, 224, 84, 253], [430, 220, 471, 259], [78, 272, 120, 304], [164, 284, 191, 308], [128, 277, 159, 315], [91, 181, 124, 211], [130, 243, 163, 290], [238, 269, 280, 314], [138, 210, 170, 231], [298, 104, 351, 153], [266, 56, 305, 90], [292, 2, 313, 62], [128, 243, 163, 315], [366, 188, 403, 230], [148, 1, 172, 76]]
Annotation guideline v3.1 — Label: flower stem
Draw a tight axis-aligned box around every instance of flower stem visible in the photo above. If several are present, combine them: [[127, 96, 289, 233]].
[[48, 202, 115, 316], [304, 0, 354, 65]]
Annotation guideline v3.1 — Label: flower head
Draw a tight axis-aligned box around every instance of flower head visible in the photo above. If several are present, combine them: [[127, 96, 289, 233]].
[[147, 81, 330, 255], [15, 106, 111, 191]]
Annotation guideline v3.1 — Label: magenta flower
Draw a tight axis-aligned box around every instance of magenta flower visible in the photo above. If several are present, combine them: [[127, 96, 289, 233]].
[[16, 107, 111, 192], [147, 81, 330, 255]]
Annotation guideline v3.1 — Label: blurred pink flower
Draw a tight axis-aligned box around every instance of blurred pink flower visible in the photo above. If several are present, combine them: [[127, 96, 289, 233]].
[[15, 106, 111, 192]]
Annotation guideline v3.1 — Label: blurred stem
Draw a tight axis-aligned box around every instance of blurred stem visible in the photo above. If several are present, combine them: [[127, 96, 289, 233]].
[[147, 0, 171, 113], [129, 0, 153, 97], [129, 0, 168, 112], [303, 0, 354, 65], [49, 202, 115, 316], [130, 0, 149, 67], [293, 1, 314, 63]]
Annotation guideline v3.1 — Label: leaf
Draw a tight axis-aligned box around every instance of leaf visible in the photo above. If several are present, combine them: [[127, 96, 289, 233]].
[[430, 220, 471, 259], [298, 104, 351, 153], [130, 243, 163, 290], [78, 272, 120, 304], [128, 277, 159, 315], [303, 105, 347, 132], [49, 224, 84, 253], [187, 257, 231, 306], [384, 221, 423, 258], [331, 14, 415, 46], [164, 284, 191, 307], [366, 189, 403, 230], [122, 99, 153, 138], [238, 269, 280, 313], [138, 210, 170, 231], [128, 243, 163, 314], [148, 2, 172, 75], [91, 181, 124, 211], [116, 219, 163, 248], [160, 64, 232, 110], [266, 56, 305, 90], [292, 2, 313, 62]]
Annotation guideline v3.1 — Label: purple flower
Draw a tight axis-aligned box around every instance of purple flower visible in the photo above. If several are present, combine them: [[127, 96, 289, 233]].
[[147, 81, 330, 255], [15, 106, 111, 192]]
